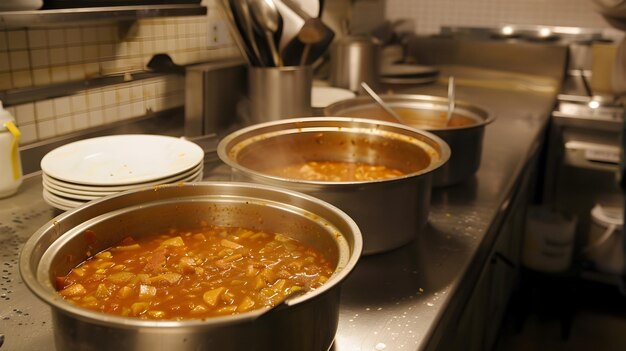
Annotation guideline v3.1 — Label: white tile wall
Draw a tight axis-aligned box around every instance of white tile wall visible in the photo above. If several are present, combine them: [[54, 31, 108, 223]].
[[386, 0, 610, 34], [19, 124, 37, 144], [8, 76, 185, 142], [2, 0, 241, 145]]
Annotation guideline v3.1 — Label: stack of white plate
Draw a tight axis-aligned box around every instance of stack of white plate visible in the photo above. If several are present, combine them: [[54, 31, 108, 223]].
[[41, 134, 205, 211], [380, 63, 440, 85]]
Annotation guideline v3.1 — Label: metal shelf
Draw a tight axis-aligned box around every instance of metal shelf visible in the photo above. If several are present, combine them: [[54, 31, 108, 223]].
[[0, 70, 172, 106], [0, 4, 207, 28]]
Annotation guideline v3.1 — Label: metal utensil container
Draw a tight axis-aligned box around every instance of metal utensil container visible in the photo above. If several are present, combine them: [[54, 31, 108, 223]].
[[217, 117, 450, 255], [324, 94, 493, 187], [329, 35, 381, 92], [20, 182, 362, 351], [248, 66, 313, 124]]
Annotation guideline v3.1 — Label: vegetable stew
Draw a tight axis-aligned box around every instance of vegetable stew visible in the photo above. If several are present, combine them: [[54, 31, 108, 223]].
[[265, 161, 405, 181], [56, 226, 334, 320]]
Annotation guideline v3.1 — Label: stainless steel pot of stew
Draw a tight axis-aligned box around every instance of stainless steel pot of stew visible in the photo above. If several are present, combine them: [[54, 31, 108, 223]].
[[217, 117, 450, 255], [324, 94, 493, 187], [20, 182, 362, 351]]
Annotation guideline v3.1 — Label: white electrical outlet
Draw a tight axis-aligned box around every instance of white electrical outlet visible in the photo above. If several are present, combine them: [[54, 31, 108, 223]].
[[207, 18, 232, 48]]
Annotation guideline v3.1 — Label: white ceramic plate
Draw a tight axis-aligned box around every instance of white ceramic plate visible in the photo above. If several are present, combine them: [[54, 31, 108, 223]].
[[43, 168, 203, 200], [42, 194, 74, 212], [381, 64, 439, 77], [41, 135, 204, 186], [43, 189, 86, 210], [312, 86, 356, 109], [43, 172, 204, 211], [42, 162, 203, 193], [43, 183, 109, 201], [380, 76, 439, 86]]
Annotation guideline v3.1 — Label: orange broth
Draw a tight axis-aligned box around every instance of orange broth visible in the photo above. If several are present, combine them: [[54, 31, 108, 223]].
[[339, 107, 478, 129], [264, 161, 405, 181], [56, 227, 334, 320]]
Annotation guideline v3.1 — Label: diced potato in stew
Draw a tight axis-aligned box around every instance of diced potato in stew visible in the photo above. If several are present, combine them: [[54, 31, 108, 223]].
[[264, 161, 405, 182], [56, 227, 334, 320]]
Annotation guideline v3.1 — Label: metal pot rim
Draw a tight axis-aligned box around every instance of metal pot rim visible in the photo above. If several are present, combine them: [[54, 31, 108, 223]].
[[19, 181, 363, 329], [217, 117, 451, 187], [323, 94, 495, 131]]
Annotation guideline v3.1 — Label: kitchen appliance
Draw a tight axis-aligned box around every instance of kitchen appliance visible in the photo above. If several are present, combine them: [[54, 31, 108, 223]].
[[592, 0, 626, 288], [217, 117, 450, 255], [20, 182, 362, 351], [431, 26, 625, 277], [184, 59, 247, 137], [545, 81, 625, 281], [324, 94, 493, 187]]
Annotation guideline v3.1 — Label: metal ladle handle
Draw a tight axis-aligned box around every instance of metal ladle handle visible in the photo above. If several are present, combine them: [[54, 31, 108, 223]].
[[446, 76, 455, 126], [360, 82, 404, 124]]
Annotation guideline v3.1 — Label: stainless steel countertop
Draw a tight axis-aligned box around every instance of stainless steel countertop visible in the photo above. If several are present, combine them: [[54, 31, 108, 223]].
[[0, 67, 557, 351]]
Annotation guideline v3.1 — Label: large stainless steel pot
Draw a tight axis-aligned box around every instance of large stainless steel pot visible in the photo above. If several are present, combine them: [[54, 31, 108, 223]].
[[324, 94, 493, 187], [20, 182, 362, 351], [217, 117, 450, 255]]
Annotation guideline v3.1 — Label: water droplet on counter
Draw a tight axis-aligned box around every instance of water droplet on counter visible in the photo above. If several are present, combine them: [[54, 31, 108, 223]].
[[426, 302, 434, 307], [375, 342, 386, 350]]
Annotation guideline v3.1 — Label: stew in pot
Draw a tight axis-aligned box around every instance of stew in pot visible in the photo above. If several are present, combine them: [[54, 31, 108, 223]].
[[56, 226, 333, 320], [264, 161, 405, 181], [338, 106, 478, 129]]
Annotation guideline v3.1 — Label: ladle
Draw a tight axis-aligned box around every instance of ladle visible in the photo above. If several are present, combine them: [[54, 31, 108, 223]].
[[298, 18, 326, 66], [360, 81, 404, 124], [233, 0, 264, 66], [446, 76, 455, 126], [280, 0, 334, 66], [249, 0, 283, 67]]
